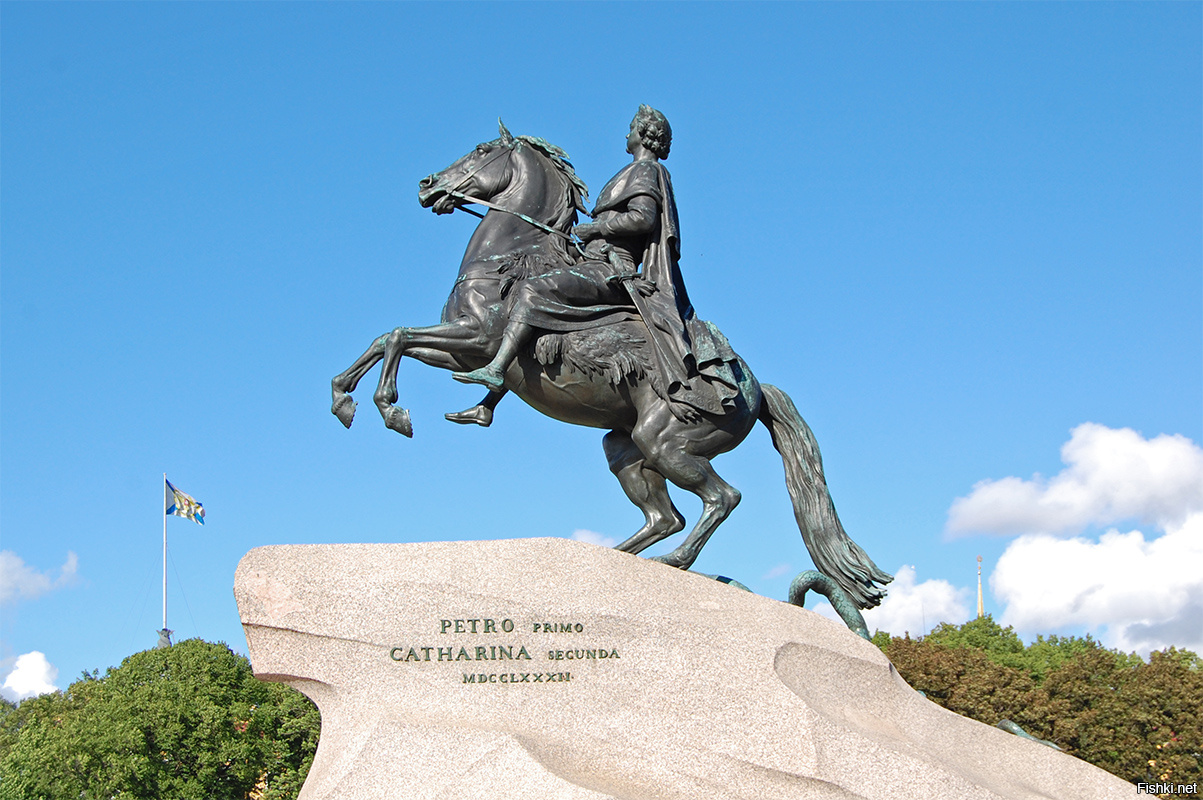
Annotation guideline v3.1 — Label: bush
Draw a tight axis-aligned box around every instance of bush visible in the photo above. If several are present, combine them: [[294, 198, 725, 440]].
[[0, 639, 319, 800]]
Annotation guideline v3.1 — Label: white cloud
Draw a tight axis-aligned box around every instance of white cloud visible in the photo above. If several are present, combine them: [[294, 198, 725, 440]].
[[944, 424, 1203, 654], [1, 652, 59, 703], [860, 565, 971, 637], [992, 513, 1203, 655], [762, 563, 792, 580], [570, 529, 617, 548], [0, 551, 80, 605], [947, 424, 1203, 538]]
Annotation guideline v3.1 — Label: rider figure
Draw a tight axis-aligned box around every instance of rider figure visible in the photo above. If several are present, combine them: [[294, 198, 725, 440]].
[[449, 105, 737, 424]]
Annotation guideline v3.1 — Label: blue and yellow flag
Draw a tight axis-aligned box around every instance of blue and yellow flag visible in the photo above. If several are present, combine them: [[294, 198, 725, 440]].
[[165, 478, 205, 525]]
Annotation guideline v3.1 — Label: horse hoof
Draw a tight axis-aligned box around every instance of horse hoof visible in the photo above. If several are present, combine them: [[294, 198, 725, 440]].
[[383, 407, 413, 438], [648, 553, 687, 569], [332, 394, 357, 428]]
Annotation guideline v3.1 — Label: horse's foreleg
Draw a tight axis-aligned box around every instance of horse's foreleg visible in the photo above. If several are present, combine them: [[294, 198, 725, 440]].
[[400, 347, 472, 371], [370, 320, 492, 437], [331, 334, 388, 428], [373, 327, 413, 437]]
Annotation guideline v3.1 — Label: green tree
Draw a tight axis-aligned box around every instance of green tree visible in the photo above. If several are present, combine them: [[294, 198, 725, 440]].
[[873, 620, 1202, 794], [882, 634, 1036, 725], [0, 639, 320, 800], [925, 616, 1025, 660]]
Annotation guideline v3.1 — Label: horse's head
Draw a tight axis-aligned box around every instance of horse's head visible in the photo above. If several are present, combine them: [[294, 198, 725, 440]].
[[418, 120, 519, 215], [418, 121, 589, 252]]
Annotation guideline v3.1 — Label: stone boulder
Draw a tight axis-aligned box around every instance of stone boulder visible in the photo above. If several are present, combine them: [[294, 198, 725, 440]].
[[234, 538, 1136, 799]]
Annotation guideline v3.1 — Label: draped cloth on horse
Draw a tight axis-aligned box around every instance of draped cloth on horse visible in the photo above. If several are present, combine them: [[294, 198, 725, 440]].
[[509, 159, 740, 419]]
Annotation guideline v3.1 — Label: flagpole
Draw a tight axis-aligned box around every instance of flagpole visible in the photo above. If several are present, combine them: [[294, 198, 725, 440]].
[[163, 473, 168, 635], [158, 476, 201, 648]]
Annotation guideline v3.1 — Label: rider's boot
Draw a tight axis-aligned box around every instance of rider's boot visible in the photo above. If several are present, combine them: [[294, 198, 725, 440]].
[[445, 389, 503, 427], [452, 322, 531, 391], [444, 404, 494, 427]]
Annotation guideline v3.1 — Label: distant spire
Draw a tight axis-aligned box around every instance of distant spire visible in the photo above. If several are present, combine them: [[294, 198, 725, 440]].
[[976, 555, 984, 618]]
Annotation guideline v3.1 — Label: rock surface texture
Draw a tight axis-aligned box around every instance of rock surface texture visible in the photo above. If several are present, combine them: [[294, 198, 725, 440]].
[[235, 539, 1136, 799]]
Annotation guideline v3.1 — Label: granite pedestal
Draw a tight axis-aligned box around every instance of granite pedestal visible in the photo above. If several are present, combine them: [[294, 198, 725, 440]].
[[234, 538, 1135, 799]]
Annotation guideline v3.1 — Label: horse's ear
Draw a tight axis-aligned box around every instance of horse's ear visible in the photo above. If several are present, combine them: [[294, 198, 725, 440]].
[[498, 118, 514, 147]]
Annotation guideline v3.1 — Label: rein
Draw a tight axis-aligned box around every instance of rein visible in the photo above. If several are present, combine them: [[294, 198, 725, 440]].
[[441, 141, 586, 257], [448, 189, 577, 244]]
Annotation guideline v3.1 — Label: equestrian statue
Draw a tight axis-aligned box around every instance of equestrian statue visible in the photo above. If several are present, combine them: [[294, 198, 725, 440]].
[[330, 106, 893, 613]]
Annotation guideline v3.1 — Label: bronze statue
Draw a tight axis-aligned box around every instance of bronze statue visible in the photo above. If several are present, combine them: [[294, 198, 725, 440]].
[[330, 109, 893, 611], [451, 105, 736, 424]]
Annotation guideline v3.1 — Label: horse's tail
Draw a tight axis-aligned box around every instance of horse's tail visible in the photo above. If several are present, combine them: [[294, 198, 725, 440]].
[[758, 384, 893, 610]]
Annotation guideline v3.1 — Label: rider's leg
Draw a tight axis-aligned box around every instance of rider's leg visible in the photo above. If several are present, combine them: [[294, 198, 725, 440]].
[[453, 263, 623, 391], [445, 389, 506, 427], [452, 287, 538, 390]]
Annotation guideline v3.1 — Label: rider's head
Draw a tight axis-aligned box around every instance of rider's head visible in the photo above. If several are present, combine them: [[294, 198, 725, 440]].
[[633, 105, 672, 160]]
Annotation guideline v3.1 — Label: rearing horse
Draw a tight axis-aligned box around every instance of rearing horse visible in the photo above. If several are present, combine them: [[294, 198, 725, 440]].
[[330, 122, 892, 610]]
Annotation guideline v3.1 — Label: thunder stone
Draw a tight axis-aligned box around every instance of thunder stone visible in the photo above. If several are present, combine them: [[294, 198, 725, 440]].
[[234, 538, 1135, 799]]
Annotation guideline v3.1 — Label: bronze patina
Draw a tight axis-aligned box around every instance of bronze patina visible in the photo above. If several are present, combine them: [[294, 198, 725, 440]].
[[331, 108, 892, 612]]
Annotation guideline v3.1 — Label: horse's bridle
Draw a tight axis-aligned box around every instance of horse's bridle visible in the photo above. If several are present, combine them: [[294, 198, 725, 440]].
[[441, 140, 583, 253], [443, 142, 511, 204]]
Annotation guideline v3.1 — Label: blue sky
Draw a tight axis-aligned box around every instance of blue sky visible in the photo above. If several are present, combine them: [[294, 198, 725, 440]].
[[2, 2, 1200, 698]]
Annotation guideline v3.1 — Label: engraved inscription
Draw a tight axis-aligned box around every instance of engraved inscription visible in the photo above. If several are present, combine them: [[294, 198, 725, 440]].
[[548, 649, 619, 661], [533, 622, 585, 632], [390, 615, 617, 685], [440, 618, 515, 633], [463, 672, 572, 684], [391, 645, 532, 662]]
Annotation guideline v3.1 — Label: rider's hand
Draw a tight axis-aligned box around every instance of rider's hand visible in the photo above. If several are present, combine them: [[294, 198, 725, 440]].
[[573, 222, 600, 241], [633, 278, 657, 297]]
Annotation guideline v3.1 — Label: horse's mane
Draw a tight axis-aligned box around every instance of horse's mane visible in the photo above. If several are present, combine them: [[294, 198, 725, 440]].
[[517, 135, 589, 263]]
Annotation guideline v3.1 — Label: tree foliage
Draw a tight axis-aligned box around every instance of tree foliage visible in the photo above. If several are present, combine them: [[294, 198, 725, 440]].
[[3, 627, 1198, 797], [0, 639, 319, 800], [875, 618, 1202, 794]]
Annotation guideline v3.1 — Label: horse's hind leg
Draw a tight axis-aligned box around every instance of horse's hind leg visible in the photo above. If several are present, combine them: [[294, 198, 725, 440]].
[[604, 431, 685, 554], [634, 421, 742, 570], [331, 334, 388, 428], [650, 457, 741, 570]]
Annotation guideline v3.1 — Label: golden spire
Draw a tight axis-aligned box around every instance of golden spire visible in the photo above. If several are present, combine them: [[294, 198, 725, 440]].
[[976, 555, 984, 618]]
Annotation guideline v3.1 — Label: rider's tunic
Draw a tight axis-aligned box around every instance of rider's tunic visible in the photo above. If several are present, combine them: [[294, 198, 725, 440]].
[[504, 162, 658, 333], [508, 159, 739, 418]]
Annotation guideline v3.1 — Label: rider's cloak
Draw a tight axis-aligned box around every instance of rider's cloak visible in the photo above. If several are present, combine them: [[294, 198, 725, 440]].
[[591, 159, 739, 418]]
